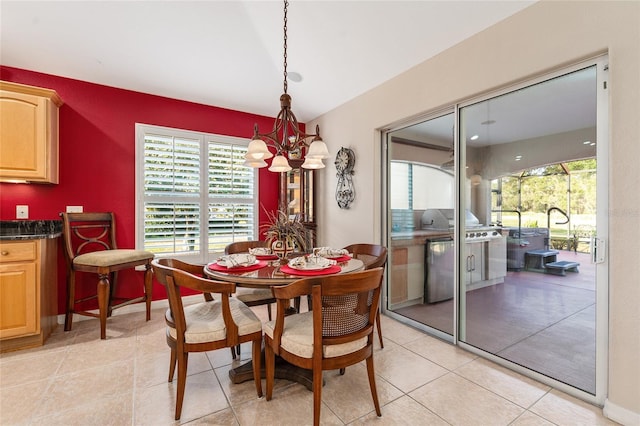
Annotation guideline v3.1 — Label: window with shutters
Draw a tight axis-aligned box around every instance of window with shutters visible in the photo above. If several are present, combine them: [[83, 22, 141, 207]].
[[135, 124, 258, 263], [390, 160, 454, 231], [390, 161, 454, 210]]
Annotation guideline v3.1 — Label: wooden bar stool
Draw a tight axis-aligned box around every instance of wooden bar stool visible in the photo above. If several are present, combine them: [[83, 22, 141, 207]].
[[60, 212, 154, 339]]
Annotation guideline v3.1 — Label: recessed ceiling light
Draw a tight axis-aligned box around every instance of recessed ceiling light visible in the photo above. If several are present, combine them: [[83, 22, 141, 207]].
[[583, 141, 591, 145], [515, 155, 522, 161], [470, 135, 479, 141], [590, 142, 596, 146]]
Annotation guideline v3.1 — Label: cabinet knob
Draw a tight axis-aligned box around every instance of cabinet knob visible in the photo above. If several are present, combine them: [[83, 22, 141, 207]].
[[1, 251, 8, 256]]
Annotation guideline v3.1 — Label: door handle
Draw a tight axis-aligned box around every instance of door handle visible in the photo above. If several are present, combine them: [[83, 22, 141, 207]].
[[592, 237, 606, 264]]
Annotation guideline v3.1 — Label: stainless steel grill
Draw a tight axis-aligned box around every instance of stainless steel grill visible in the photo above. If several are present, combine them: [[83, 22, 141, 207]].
[[420, 209, 502, 241]]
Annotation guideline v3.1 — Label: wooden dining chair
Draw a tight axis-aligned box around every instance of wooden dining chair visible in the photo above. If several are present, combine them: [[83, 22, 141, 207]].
[[343, 243, 388, 348], [150, 258, 239, 363], [225, 240, 276, 358], [225, 240, 277, 320], [60, 212, 154, 339], [264, 268, 384, 426], [152, 258, 263, 420]]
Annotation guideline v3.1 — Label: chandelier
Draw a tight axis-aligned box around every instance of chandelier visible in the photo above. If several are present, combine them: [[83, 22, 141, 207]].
[[244, 0, 330, 172]]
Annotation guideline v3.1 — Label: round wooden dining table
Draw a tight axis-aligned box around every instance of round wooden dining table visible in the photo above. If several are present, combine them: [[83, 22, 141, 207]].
[[203, 256, 365, 389], [203, 257, 365, 287]]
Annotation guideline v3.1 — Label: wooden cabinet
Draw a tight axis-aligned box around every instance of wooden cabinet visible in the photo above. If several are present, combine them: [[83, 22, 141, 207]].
[[0, 81, 63, 183], [0, 241, 37, 338], [280, 159, 316, 249], [0, 239, 58, 352], [390, 247, 408, 305]]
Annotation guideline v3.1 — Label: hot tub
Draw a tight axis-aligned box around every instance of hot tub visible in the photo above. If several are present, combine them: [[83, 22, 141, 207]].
[[506, 227, 549, 271]]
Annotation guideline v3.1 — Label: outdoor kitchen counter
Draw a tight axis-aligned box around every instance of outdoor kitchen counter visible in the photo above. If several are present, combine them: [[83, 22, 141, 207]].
[[390, 230, 452, 247], [389, 230, 451, 307]]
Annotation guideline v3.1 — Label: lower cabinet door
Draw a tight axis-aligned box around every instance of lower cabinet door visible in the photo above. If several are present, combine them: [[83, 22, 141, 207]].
[[0, 262, 38, 339], [390, 247, 408, 305]]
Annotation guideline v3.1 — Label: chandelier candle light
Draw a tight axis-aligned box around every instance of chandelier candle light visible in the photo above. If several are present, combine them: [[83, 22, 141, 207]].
[[244, 0, 330, 172]]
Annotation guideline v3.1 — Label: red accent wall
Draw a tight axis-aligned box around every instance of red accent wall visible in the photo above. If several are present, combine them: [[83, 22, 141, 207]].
[[0, 66, 280, 314]]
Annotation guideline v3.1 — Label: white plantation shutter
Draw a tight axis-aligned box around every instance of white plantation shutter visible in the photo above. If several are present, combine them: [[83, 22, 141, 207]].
[[207, 141, 256, 253], [208, 142, 251, 197], [144, 203, 200, 255], [145, 134, 200, 196], [136, 124, 257, 263], [391, 161, 454, 210], [390, 162, 409, 209], [412, 164, 454, 209]]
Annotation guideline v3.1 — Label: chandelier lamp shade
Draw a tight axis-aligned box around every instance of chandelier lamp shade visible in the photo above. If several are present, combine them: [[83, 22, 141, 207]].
[[244, 0, 330, 172]]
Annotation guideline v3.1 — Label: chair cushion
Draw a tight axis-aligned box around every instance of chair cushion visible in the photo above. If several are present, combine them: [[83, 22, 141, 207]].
[[168, 298, 262, 344], [73, 249, 154, 267], [264, 311, 367, 359]]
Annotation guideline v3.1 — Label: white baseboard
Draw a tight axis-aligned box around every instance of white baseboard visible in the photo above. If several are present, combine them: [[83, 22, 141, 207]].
[[604, 398, 640, 426], [388, 297, 423, 310], [55, 295, 202, 325]]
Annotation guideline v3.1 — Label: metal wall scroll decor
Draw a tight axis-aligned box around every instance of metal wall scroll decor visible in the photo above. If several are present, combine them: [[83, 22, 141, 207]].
[[334, 147, 356, 209]]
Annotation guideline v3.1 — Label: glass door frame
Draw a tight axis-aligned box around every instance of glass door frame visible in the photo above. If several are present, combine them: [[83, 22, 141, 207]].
[[455, 56, 608, 406], [381, 55, 609, 406], [381, 107, 458, 344]]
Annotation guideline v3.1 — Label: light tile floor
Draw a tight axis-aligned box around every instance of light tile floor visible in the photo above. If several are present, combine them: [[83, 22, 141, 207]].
[[0, 304, 617, 426]]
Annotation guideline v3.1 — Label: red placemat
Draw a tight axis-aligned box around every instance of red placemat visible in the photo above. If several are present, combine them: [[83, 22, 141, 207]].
[[326, 255, 351, 262], [255, 254, 279, 260], [207, 260, 268, 273], [280, 264, 342, 276]]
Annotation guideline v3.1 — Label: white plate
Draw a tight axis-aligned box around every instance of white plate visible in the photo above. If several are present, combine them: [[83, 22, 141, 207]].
[[288, 262, 333, 271], [314, 247, 349, 258], [288, 256, 335, 270], [217, 259, 259, 268]]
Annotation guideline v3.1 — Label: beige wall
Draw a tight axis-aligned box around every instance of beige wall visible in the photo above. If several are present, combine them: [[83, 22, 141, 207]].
[[310, 0, 639, 422]]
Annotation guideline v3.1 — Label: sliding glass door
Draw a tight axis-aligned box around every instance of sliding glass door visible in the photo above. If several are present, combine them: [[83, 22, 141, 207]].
[[458, 61, 607, 398], [384, 56, 608, 402], [386, 112, 456, 338], [387, 112, 456, 336]]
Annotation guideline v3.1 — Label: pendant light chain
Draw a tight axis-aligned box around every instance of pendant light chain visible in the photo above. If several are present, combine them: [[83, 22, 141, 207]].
[[245, 0, 330, 171], [283, 0, 288, 94]]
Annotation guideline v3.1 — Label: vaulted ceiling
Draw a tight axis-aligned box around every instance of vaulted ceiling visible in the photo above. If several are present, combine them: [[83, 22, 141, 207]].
[[1, 1, 535, 122]]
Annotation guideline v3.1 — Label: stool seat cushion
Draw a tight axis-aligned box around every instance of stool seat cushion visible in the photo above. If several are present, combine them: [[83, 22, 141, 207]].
[[264, 311, 367, 359], [168, 298, 262, 344], [74, 249, 154, 267]]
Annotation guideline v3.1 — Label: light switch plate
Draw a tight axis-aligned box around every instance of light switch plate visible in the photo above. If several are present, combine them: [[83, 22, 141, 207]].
[[66, 206, 83, 213], [16, 205, 29, 219]]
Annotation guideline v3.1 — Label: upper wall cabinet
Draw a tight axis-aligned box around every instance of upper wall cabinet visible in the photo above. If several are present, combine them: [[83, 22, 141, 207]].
[[0, 81, 63, 184]]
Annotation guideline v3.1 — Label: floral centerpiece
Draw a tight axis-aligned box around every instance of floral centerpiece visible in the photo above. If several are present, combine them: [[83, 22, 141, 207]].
[[262, 210, 309, 259]]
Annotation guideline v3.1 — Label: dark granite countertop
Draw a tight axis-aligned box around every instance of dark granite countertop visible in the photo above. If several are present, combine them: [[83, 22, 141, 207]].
[[0, 220, 62, 240]]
